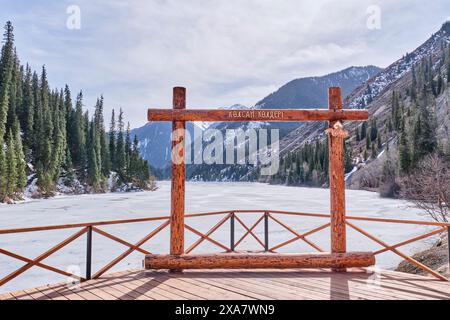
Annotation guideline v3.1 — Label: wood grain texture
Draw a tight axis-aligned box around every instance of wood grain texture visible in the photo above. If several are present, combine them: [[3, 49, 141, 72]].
[[4, 268, 450, 300], [148, 108, 368, 122], [328, 87, 347, 272], [171, 87, 186, 256], [144, 252, 375, 269]]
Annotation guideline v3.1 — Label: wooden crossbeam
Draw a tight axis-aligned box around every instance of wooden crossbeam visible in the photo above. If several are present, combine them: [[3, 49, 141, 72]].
[[147, 108, 368, 122], [144, 252, 375, 270], [145, 87, 369, 273]]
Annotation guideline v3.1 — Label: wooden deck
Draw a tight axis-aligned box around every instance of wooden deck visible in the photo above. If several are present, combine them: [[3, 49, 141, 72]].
[[1, 268, 450, 300]]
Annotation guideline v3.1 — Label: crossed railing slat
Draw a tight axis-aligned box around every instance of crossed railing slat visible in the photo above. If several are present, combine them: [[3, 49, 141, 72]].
[[0, 217, 170, 286], [346, 221, 448, 281], [1, 210, 449, 288]]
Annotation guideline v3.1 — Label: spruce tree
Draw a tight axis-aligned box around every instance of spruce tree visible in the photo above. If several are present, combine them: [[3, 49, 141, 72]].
[[36, 66, 55, 192], [447, 59, 450, 83], [399, 131, 411, 172], [14, 120, 26, 194], [93, 96, 110, 176], [0, 21, 154, 199], [6, 51, 20, 133], [0, 21, 14, 146], [410, 65, 417, 100], [87, 121, 101, 191], [115, 108, 126, 179], [0, 148, 6, 199], [109, 108, 116, 171], [5, 129, 17, 197], [71, 91, 86, 171], [125, 122, 131, 179], [50, 90, 66, 182], [360, 121, 367, 140], [22, 65, 34, 156]]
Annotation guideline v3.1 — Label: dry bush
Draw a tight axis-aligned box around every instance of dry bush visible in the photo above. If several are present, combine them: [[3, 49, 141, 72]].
[[401, 153, 450, 222]]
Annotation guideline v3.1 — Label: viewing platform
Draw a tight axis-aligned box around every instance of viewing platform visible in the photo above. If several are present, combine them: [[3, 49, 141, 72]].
[[2, 268, 450, 300]]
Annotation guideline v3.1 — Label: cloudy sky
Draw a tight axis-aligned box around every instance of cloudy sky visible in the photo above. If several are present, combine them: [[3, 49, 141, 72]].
[[1, 0, 449, 128]]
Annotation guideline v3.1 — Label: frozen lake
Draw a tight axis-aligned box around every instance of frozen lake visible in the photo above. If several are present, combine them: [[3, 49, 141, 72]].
[[0, 181, 436, 293]]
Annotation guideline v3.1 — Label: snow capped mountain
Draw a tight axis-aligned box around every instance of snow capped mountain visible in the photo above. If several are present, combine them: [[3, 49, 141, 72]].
[[347, 22, 450, 109], [194, 104, 250, 131], [254, 65, 381, 110], [132, 104, 249, 169]]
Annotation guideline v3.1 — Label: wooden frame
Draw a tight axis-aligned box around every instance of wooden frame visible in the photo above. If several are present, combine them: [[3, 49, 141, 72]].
[[145, 87, 369, 271]]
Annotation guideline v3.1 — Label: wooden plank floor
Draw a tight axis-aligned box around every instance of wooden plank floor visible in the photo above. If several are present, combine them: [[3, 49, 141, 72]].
[[1, 268, 450, 300]]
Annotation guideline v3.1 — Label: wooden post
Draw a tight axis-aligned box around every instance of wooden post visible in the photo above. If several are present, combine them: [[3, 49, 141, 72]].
[[170, 87, 186, 258], [327, 87, 348, 272]]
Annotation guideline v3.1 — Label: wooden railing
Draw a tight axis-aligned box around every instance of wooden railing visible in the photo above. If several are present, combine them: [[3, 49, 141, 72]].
[[1, 210, 449, 288]]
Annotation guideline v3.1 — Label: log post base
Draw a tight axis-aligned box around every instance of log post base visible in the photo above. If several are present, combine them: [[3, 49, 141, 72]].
[[144, 252, 375, 270]]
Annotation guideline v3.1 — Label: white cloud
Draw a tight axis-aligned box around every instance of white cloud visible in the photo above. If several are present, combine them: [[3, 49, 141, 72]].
[[1, 0, 449, 127]]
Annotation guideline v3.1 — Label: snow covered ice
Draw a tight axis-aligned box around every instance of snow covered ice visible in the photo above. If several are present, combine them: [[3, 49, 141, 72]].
[[0, 182, 436, 293]]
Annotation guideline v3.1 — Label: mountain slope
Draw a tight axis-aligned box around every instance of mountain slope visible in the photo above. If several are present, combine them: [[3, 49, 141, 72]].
[[186, 66, 381, 181], [133, 66, 380, 171], [131, 121, 202, 169], [278, 22, 450, 156], [256, 66, 381, 109], [269, 21, 450, 189]]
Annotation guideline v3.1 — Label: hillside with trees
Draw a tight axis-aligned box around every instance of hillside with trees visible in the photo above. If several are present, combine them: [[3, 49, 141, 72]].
[[263, 22, 450, 200], [0, 21, 153, 203]]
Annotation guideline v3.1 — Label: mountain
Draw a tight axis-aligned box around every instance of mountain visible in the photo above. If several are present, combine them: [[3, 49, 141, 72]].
[[255, 65, 381, 109], [267, 21, 450, 190], [132, 104, 248, 169], [131, 121, 202, 169], [185, 66, 381, 181], [134, 66, 380, 171]]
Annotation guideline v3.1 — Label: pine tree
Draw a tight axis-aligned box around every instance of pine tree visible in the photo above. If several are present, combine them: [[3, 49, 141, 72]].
[[391, 91, 401, 130], [109, 108, 116, 171], [36, 66, 56, 192], [22, 65, 34, 156], [50, 90, 66, 182], [70, 91, 86, 171], [447, 59, 450, 83], [399, 131, 411, 172], [360, 121, 367, 140], [6, 51, 20, 133], [30, 71, 40, 160], [0, 21, 154, 200], [410, 65, 417, 101], [87, 121, 101, 191], [0, 22, 14, 146], [5, 129, 17, 197], [365, 132, 371, 151], [115, 108, 126, 179], [0, 148, 6, 199], [125, 122, 131, 179], [63, 85, 73, 156], [13, 120, 26, 194], [437, 75, 443, 95], [377, 132, 382, 150], [63, 148, 75, 187], [93, 96, 110, 176]]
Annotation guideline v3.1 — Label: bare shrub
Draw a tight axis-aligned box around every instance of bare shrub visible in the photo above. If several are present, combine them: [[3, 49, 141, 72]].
[[401, 153, 450, 222]]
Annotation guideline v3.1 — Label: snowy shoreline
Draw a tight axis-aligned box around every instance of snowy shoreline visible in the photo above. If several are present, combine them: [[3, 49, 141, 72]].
[[0, 181, 435, 293]]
